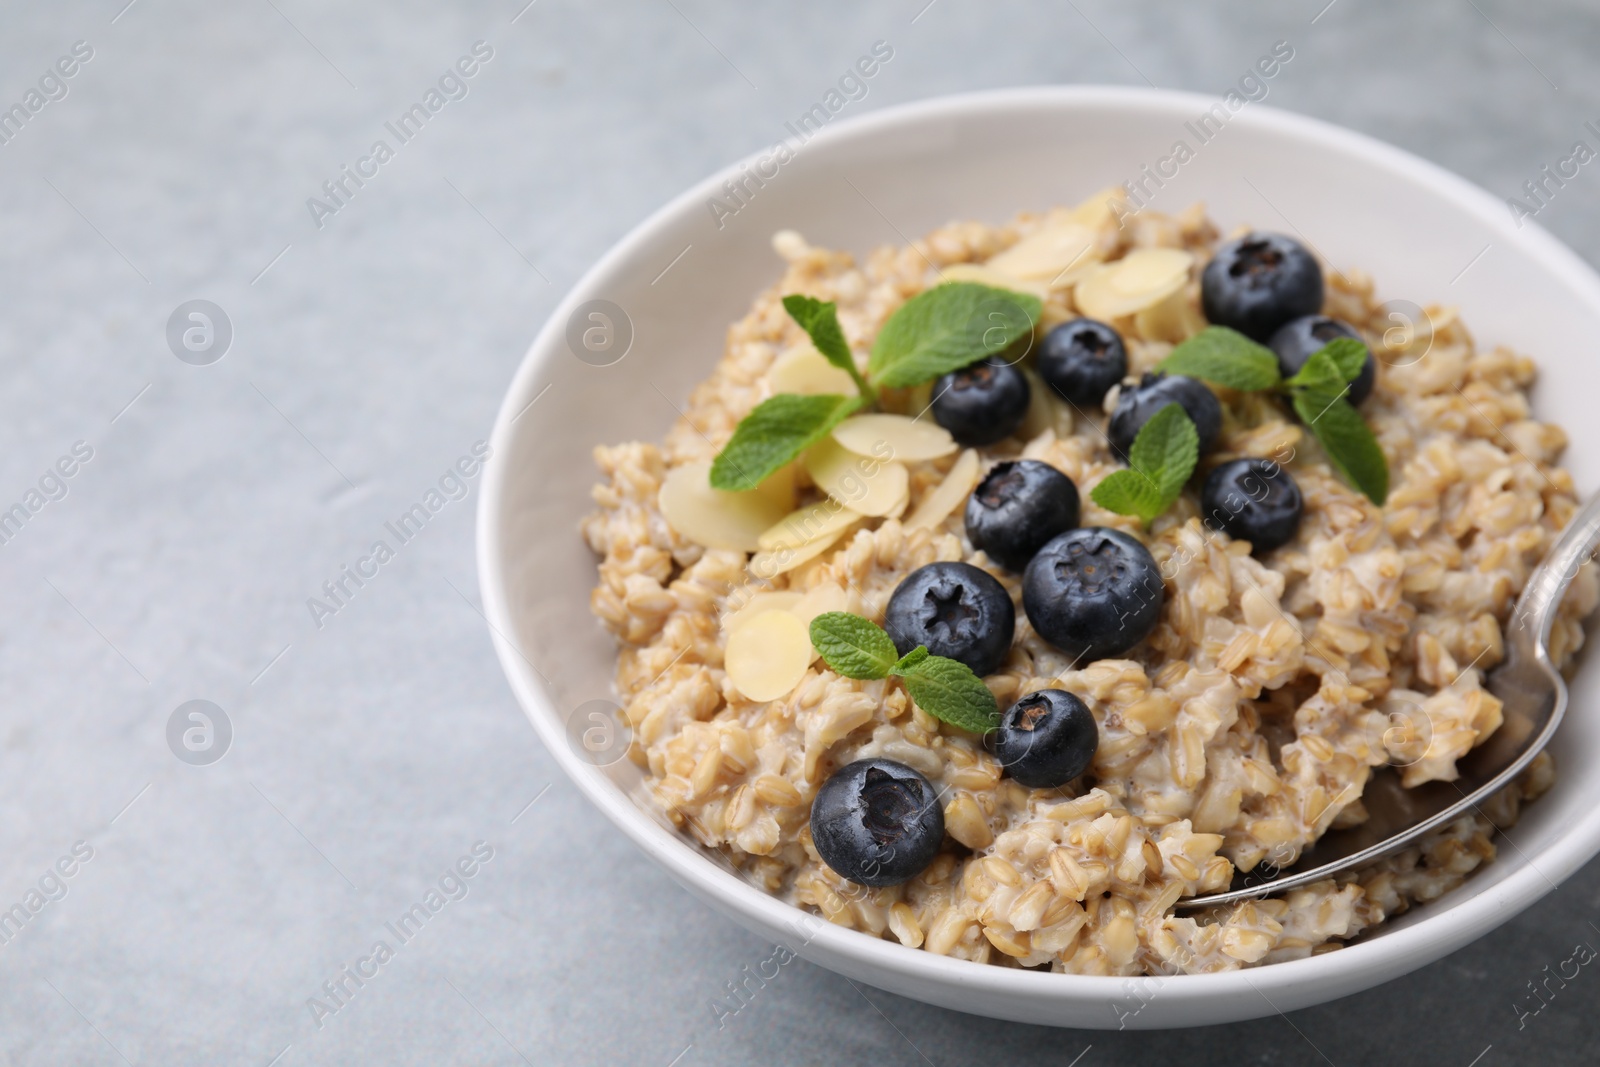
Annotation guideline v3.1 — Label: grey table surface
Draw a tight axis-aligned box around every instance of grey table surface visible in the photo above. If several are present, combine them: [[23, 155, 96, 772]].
[[2, 0, 1599, 1064]]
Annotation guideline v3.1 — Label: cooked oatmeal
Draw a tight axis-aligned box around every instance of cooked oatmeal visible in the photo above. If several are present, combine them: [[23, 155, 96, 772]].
[[581, 190, 1597, 975]]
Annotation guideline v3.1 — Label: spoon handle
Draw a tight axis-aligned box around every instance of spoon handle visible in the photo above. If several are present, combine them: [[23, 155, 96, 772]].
[[1507, 489, 1600, 666]]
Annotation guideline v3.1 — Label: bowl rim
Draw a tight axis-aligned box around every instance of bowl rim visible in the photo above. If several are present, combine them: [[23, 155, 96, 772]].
[[477, 84, 1600, 1010]]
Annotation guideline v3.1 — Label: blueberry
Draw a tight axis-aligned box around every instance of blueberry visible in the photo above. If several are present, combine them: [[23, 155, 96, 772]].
[[964, 460, 1080, 572], [1107, 372, 1223, 459], [1201, 233, 1324, 342], [930, 358, 1030, 447], [884, 561, 1015, 677], [1268, 314, 1377, 406], [810, 758, 944, 887], [1038, 318, 1127, 407], [987, 689, 1099, 789], [1023, 528, 1164, 663], [1201, 458, 1304, 553]]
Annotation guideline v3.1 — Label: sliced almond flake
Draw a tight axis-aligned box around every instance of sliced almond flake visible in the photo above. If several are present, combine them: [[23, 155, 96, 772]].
[[805, 437, 909, 518], [790, 583, 850, 629], [658, 460, 794, 552], [1133, 286, 1206, 344], [759, 499, 860, 551], [765, 344, 858, 396], [1068, 186, 1129, 231], [1018, 366, 1070, 440], [748, 523, 853, 579], [831, 413, 957, 462], [725, 609, 812, 702], [905, 449, 980, 531], [1113, 248, 1193, 293], [722, 591, 804, 632], [887, 481, 911, 519], [986, 221, 1103, 283], [937, 263, 1049, 299], [1074, 248, 1194, 321], [790, 584, 852, 661], [1070, 263, 1131, 321], [755, 460, 799, 508]]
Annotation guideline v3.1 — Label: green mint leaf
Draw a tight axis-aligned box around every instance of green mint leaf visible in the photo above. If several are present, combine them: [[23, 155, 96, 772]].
[[709, 393, 863, 491], [1089, 469, 1166, 523], [1159, 326, 1281, 391], [809, 612, 899, 680], [867, 282, 1042, 389], [1089, 404, 1199, 524], [1129, 403, 1200, 502], [891, 653, 1001, 734], [891, 646, 930, 673], [782, 294, 875, 402], [781, 295, 853, 371], [1315, 337, 1370, 384], [1292, 387, 1389, 505], [1283, 339, 1385, 503], [1285, 349, 1347, 393]]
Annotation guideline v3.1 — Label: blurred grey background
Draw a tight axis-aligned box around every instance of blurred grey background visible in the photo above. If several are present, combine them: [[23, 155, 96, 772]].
[[0, 0, 1596, 1063]]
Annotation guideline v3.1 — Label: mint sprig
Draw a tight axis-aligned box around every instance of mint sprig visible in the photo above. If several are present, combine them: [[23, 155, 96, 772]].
[[1292, 384, 1388, 505], [1156, 327, 1388, 505], [709, 392, 862, 491], [894, 655, 1000, 735], [890, 645, 930, 673], [1301, 337, 1368, 386], [708, 282, 1040, 494], [867, 282, 1042, 389], [1090, 404, 1200, 524], [780, 294, 876, 404], [1285, 340, 1365, 393], [1159, 326, 1281, 391], [808, 611, 900, 679], [1283, 343, 1387, 505], [808, 612, 1001, 733]]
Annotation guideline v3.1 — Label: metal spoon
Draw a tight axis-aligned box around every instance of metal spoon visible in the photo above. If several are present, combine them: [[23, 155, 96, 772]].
[[1179, 489, 1600, 910]]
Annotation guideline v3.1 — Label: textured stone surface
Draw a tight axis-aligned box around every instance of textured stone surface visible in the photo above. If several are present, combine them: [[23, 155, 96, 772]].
[[0, 0, 1597, 1063]]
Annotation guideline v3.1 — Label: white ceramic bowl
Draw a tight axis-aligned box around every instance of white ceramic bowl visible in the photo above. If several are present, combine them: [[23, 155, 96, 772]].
[[477, 87, 1600, 1028]]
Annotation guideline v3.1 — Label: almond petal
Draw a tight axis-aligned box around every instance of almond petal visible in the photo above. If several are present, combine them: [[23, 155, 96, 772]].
[[1074, 248, 1194, 321], [758, 499, 861, 551], [791, 583, 850, 628], [1069, 186, 1129, 231], [1133, 286, 1206, 344], [1070, 264, 1123, 320], [905, 449, 981, 531], [987, 222, 1102, 282], [725, 609, 812, 702], [831, 413, 957, 462], [658, 461, 793, 552], [723, 591, 804, 632], [748, 524, 853, 579], [1017, 366, 1070, 440], [791, 583, 852, 660], [754, 461, 799, 510], [805, 437, 909, 518], [1108, 248, 1193, 297], [886, 481, 911, 519], [766, 345, 858, 396]]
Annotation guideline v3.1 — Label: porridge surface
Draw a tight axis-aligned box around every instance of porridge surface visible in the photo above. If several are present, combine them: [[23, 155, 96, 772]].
[[581, 193, 1597, 975]]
